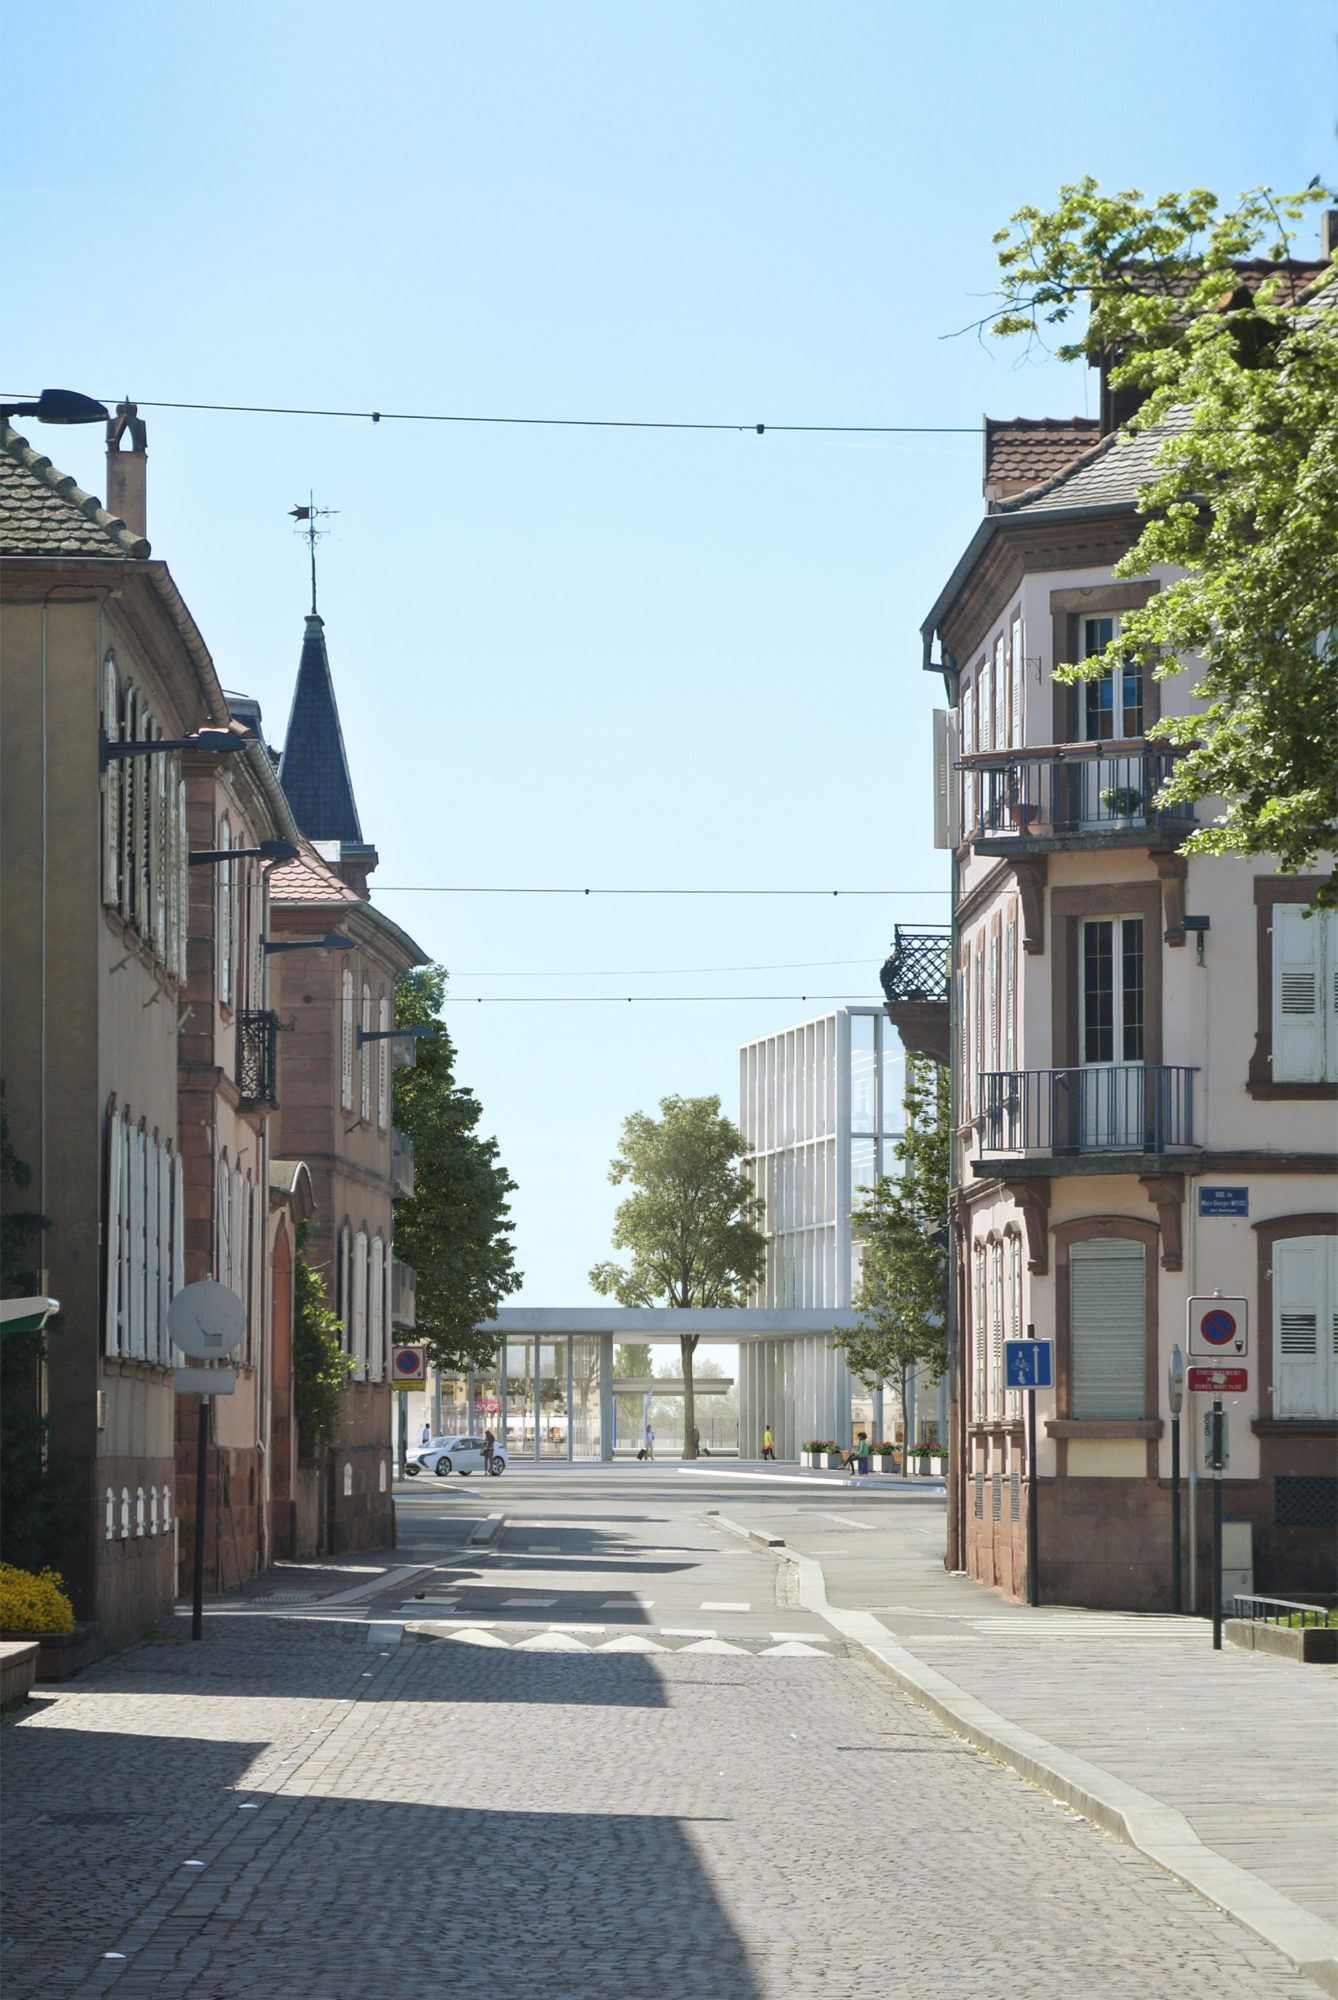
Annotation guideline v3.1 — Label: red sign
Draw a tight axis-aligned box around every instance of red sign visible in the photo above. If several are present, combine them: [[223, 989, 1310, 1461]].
[[1187, 1366, 1248, 1393]]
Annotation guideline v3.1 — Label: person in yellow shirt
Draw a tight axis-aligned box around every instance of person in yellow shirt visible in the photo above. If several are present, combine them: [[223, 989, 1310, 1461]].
[[762, 1424, 775, 1461]]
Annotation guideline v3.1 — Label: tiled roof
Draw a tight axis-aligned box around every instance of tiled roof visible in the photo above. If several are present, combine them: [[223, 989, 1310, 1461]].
[[0, 422, 150, 558], [995, 414, 1191, 517], [984, 418, 1100, 501], [277, 614, 364, 844], [268, 846, 365, 908]]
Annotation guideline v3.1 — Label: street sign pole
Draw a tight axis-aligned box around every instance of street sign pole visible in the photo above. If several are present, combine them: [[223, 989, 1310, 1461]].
[[1210, 1397, 1224, 1651], [192, 1394, 210, 1642], [1026, 1321, 1040, 1608], [1171, 1412, 1182, 1616]]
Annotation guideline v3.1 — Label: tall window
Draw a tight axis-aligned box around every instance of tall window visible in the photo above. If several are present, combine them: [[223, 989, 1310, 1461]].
[[1272, 907, 1338, 1084], [1003, 919, 1017, 1070], [1082, 917, 1144, 1064], [352, 1230, 368, 1374], [360, 980, 372, 1123], [1009, 614, 1024, 747], [369, 1236, 385, 1381], [1081, 615, 1143, 740], [341, 969, 355, 1110], [973, 1249, 987, 1421], [1274, 1235, 1338, 1419], [1007, 1235, 1022, 1419], [961, 675, 976, 833], [1070, 1238, 1145, 1417], [102, 654, 122, 908], [978, 653, 992, 751], [217, 817, 234, 1006], [993, 634, 1006, 749], [990, 1241, 1004, 1416], [377, 993, 390, 1129], [971, 949, 984, 1117]]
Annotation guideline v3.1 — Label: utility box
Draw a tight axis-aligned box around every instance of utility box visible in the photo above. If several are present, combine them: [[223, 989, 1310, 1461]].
[[1221, 1520, 1254, 1608]]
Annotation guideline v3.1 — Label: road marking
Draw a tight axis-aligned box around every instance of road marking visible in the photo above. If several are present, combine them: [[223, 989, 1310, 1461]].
[[598, 1634, 667, 1653], [600, 1597, 648, 1608], [443, 1627, 509, 1647], [500, 1597, 558, 1607], [761, 1641, 826, 1657], [679, 1638, 746, 1654], [701, 1601, 750, 1611], [514, 1631, 589, 1651], [814, 1512, 877, 1531], [770, 1631, 832, 1643], [662, 1626, 717, 1637], [522, 1545, 562, 1553]]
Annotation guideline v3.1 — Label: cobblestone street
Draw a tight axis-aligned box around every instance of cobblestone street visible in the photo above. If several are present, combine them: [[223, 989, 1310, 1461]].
[[3, 1478, 1322, 2000]]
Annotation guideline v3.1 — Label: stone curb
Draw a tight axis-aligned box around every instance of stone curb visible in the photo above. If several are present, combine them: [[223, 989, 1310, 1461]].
[[783, 1547, 1338, 1997], [467, 1513, 506, 1549], [706, 1510, 786, 1549]]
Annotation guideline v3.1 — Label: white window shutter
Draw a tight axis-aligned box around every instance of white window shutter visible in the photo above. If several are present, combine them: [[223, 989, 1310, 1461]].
[[1274, 1237, 1327, 1419], [176, 780, 190, 983], [172, 1153, 185, 1297], [993, 635, 1006, 748], [1070, 1238, 1145, 1418], [353, 1231, 368, 1375], [129, 1127, 147, 1358], [1273, 905, 1324, 1083], [1010, 616, 1024, 747], [1004, 921, 1017, 1070], [157, 1143, 173, 1362], [104, 1113, 123, 1356], [217, 1162, 231, 1286], [990, 1243, 1004, 1415], [102, 656, 121, 906], [145, 1138, 160, 1363]]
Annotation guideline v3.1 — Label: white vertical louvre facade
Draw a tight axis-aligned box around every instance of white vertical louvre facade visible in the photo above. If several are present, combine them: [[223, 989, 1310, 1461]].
[[1274, 1235, 1338, 1419], [739, 1007, 903, 1311], [1069, 1238, 1146, 1419], [103, 1108, 185, 1363]]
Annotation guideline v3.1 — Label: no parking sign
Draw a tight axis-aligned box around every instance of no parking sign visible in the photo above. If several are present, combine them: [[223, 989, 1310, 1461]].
[[1186, 1296, 1248, 1359], [391, 1343, 427, 1387]]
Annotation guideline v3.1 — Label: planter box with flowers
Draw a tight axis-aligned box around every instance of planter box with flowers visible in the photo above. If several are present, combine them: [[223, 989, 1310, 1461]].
[[872, 1443, 899, 1474], [0, 1562, 99, 1680], [803, 1440, 843, 1469], [908, 1447, 947, 1476]]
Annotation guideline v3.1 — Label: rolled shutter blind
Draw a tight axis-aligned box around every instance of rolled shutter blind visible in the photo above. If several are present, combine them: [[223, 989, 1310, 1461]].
[[1070, 1238, 1145, 1418]]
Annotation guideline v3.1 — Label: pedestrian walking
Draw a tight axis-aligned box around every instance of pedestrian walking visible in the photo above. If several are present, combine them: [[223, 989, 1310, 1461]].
[[421, 1420, 432, 1446], [762, 1424, 775, 1461], [482, 1428, 496, 1473], [644, 1422, 655, 1461]]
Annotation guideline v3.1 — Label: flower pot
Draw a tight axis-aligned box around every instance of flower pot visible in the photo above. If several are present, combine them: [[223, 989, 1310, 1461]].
[[824, 1452, 843, 1470], [876, 1456, 897, 1475]]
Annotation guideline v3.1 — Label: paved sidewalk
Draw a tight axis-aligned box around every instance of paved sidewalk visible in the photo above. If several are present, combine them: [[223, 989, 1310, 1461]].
[[710, 1488, 1338, 1988]]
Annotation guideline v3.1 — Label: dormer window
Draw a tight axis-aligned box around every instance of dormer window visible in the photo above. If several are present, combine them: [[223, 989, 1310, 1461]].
[[1082, 615, 1143, 740]]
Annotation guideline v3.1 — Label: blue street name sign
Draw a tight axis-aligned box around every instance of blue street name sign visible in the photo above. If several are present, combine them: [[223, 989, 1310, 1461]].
[[1004, 1340, 1053, 1390], [1199, 1186, 1249, 1217]]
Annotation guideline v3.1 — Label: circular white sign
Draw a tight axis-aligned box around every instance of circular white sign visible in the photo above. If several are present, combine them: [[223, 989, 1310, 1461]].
[[167, 1278, 246, 1361]]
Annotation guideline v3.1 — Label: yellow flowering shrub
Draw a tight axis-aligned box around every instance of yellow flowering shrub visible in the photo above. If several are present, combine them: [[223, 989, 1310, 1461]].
[[0, 1562, 75, 1635]]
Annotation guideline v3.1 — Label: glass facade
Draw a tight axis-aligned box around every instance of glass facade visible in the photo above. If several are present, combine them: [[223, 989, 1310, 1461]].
[[429, 1338, 605, 1462], [739, 1006, 903, 1309]]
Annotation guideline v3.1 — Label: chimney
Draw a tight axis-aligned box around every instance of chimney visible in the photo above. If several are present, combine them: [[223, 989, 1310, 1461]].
[[1322, 211, 1338, 264], [105, 402, 147, 541]]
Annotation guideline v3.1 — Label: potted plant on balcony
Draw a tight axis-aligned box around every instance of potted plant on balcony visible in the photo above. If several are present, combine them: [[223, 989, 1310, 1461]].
[[1099, 784, 1145, 822]]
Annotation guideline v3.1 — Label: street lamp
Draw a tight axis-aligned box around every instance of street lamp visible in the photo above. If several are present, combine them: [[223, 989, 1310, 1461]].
[[99, 727, 248, 774], [189, 841, 299, 867], [263, 934, 355, 953], [0, 388, 109, 426]]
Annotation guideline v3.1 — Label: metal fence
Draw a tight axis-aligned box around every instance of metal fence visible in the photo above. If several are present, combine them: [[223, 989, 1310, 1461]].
[[1231, 1592, 1338, 1628], [962, 745, 1194, 844], [979, 1064, 1197, 1154]]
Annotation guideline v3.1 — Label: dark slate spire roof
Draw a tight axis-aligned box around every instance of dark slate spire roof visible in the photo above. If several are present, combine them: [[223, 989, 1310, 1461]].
[[277, 614, 364, 843]]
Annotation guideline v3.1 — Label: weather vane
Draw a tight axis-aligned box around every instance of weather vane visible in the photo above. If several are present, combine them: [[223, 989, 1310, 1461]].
[[288, 493, 338, 614]]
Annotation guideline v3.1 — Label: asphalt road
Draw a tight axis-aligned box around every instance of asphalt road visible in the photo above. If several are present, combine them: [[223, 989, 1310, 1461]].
[[2, 1466, 1314, 1999]]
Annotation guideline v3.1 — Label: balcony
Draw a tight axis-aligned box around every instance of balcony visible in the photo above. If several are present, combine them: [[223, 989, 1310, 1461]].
[[978, 1065, 1198, 1161], [391, 1257, 416, 1328], [391, 1127, 415, 1198], [236, 1009, 280, 1108], [880, 926, 950, 1065], [961, 744, 1195, 854]]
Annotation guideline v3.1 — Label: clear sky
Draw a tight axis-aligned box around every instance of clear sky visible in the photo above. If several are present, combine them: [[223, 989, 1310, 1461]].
[[4, 2, 1335, 1302]]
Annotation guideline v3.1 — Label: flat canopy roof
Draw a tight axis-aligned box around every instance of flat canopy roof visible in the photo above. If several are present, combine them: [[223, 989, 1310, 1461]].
[[481, 1307, 858, 1338]]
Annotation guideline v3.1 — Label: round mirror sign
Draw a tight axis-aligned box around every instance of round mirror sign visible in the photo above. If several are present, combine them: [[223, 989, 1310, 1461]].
[[167, 1278, 246, 1361]]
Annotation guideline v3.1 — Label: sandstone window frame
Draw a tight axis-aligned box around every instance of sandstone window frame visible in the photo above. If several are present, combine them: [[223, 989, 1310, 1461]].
[[1050, 1214, 1163, 1477]]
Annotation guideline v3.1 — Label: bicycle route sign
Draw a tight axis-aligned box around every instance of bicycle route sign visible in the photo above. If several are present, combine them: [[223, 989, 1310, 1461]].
[[1004, 1339, 1052, 1390]]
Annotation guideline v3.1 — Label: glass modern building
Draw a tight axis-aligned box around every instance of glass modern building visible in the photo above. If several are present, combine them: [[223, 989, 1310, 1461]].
[[739, 1006, 903, 1310]]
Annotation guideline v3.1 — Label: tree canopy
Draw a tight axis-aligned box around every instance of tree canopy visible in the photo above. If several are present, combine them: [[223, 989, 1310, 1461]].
[[590, 1093, 766, 1458], [392, 966, 521, 1374], [835, 1056, 949, 1445], [989, 180, 1337, 898]]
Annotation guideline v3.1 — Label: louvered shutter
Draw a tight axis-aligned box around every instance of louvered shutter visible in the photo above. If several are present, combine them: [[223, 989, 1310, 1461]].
[[1004, 920, 1017, 1069], [104, 1114, 123, 1356], [129, 1127, 147, 1358], [1273, 905, 1324, 1083], [102, 657, 121, 906], [145, 1138, 160, 1361], [1010, 616, 1024, 747], [994, 635, 1006, 747], [1273, 1237, 1328, 1419], [156, 1142, 172, 1362], [1070, 1238, 1145, 1418]]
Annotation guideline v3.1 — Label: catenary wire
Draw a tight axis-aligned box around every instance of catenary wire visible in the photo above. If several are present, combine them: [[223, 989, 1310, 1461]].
[[374, 885, 947, 896], [452, 957, 878, 975], [439, 994, 887, 1004]]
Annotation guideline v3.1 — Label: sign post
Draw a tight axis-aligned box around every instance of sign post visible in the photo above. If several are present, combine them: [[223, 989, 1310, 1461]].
[[1168, 1344, 1184, 1615], [1005, 1326, 1053, 1609], [168, 1280, 246, 1642], [1207, 1397, 1227, 1650]]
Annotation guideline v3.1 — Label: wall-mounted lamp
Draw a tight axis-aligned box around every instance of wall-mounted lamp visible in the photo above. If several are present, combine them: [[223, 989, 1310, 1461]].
[[100, 727, 247, 774], [1182, 913, 1210, 965], [263, 933, 355, 954], [189, 841, 299, 867]]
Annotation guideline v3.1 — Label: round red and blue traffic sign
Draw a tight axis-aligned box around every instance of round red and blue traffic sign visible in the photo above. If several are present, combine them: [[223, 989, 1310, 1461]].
[[1200, 1308, 1237, 1348]]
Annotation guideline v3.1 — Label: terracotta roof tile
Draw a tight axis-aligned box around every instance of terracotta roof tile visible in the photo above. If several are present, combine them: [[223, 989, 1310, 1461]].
[[268, 847, 364, 908], [984, 418, 1100, 502], [0, 422, 150, 558], [996, 412, 1191, 517]]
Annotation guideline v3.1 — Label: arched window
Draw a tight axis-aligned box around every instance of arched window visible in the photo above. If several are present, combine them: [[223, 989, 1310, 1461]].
[[218, 815, 234, 1005], [360, 980, 372, 1123], [377, 992, 390, 1129], [341, 969, 355, 1110]]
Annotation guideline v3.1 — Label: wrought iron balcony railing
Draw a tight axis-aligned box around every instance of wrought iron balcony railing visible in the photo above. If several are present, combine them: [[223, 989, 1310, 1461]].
[[391, 1127, 415, 1198], [880, 926, 951, 1006], [391, 1257, 416, 1328], [960, 743, 1195, 846], [236, 1009, 280, 1107], [978, 1065, 1197, 1156]]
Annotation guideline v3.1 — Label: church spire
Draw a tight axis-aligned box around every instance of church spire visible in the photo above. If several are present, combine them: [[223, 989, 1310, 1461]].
[[277, 612, 365, 847]]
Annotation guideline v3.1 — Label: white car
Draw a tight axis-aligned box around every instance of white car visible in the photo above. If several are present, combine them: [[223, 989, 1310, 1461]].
[[404, 1434, 506, 1478]]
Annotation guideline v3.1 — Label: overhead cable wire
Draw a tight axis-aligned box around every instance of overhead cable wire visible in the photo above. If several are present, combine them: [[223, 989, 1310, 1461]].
[[374, 884, 947, 897], [440, 993, 886, 1004], [452, 956, 878, 975]]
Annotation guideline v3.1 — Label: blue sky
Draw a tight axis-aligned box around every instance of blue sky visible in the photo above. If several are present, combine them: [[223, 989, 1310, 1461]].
[[5, 1, 1335, 1301]]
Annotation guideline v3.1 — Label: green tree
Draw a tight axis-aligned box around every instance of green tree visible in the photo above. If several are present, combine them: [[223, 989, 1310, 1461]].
[[1, 1096, 74, 1570], [292, 1219, 353, 1464], [985, 180, 1337, 897], [590, 1094, 766, 1460], [835, 1056, 949, 1453], [613, 1342, 653, 1378], [392, 966, 522, 1374]]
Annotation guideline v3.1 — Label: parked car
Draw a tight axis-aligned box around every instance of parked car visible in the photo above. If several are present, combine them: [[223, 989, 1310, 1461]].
[[404, 1434, 506, 1478]]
